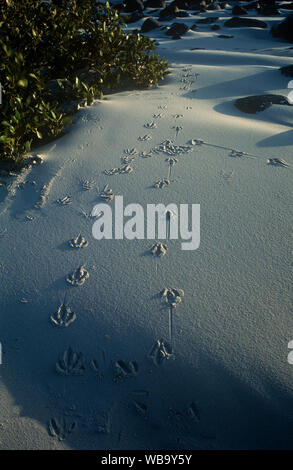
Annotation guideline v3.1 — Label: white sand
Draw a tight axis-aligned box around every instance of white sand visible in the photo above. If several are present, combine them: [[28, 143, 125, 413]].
[[0, 3, 292, 449]]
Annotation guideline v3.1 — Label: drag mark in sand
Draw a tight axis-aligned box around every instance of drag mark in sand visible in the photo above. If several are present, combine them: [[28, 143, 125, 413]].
[[150, 241, 168, 275], [172, 125, 183, 139], [161, 288, 184, 345], [267, 158, 290, 168], [188, 138, 285, 164], [166, 156, 178, 179]]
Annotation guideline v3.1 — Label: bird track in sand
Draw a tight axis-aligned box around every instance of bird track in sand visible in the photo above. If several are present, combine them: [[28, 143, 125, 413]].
[[69, 233, 88, 249], [50, 302, 77, 328], [138, 134, 152, 141], [99, 184, 114, 202], [66, 266, 89, 286], [148, 339, 174, 366], [56, 347, 85, 376], [114, 360, 139, 383], [48, 417, 77, 441]]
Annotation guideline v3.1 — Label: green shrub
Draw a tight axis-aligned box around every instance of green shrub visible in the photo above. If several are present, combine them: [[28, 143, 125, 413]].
[[0, 0, 168, 163]]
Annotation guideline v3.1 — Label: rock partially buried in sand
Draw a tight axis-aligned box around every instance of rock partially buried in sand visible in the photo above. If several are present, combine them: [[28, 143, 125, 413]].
[[66, 266, 89, 286], [271, 14, 293, 42], [234, 94, 289, 114], [280, 65, 293, 77], [259, 5, 280, 16], [232, 5, 247, 15], [224, 17, 267, 28], [144, 0, 166, 7], [166, 22, 189, 36], [141, 17, 162, 33], [159, 4, 179, 20], [280, 2, 293, 10], [197, 17, 219, 24], [123, 0, 144, 12]]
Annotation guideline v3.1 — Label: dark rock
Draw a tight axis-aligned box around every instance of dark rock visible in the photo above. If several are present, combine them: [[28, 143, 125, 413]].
[[224, 16, 267, 28], [190, 23, 198, 30], [234, 94, 289, 114], [110, 3, 124, 12], [124, 0, 144, 12], [141, 17, 162, 32], [271, 14, 293, 42], [172, 34, 182, 39], [279, 2, 293, 9], [245, 1, 259, 9], [176, 10, 190, 16], [171, 0, 189, 8], [206, 3, 221, 10], [125, 11, 145, 22], [166, 22, 189, 36], [232, 5, 247, 15], [218, 34, 234, 38], [159, 4, 179, 19], [258, 6, 280, 15], [259, 0, 276, 4], [211, 24, 220, 30], [144, 0, 166, 7], [280, 65, 293, 77], [189, 3, 200, 9], [197, 16, 219, 23]]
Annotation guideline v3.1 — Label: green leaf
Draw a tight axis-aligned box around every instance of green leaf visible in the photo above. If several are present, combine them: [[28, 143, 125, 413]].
[[17, 78, 28, 87], [35, 130, 42, 139]]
